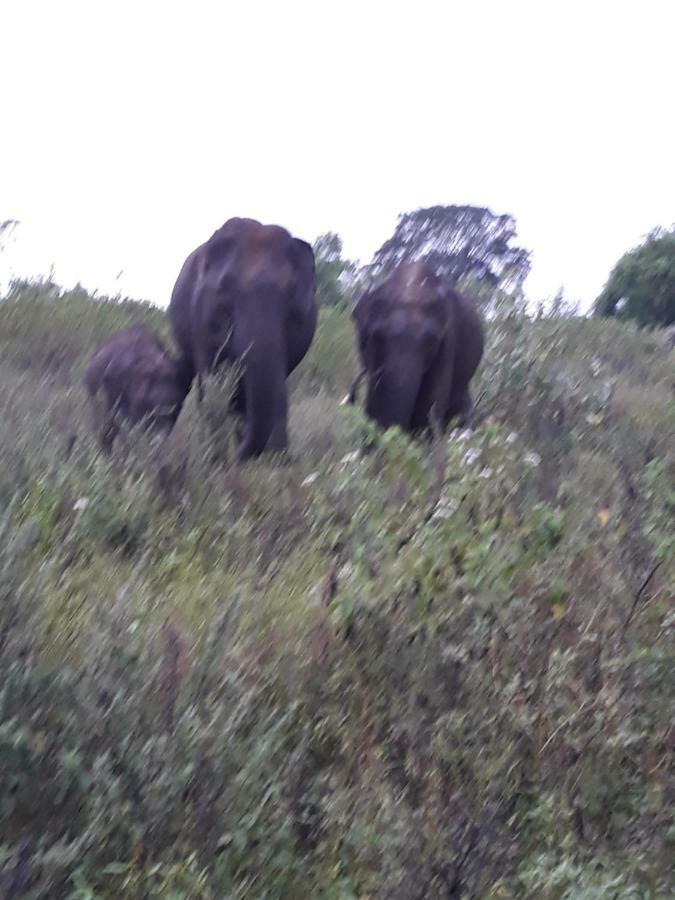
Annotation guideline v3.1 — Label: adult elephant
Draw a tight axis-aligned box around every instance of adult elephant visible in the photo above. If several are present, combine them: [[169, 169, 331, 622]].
[[352, 262, 484, 433], [168, 218, 317, 460]]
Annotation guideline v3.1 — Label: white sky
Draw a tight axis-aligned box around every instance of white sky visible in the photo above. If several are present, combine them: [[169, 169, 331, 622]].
[[1, 0, 674, 311]]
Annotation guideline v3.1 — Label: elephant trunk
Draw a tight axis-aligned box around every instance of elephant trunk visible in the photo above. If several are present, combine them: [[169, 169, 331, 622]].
[[237, 316, 288, 461], [366, 360, 424, 432]]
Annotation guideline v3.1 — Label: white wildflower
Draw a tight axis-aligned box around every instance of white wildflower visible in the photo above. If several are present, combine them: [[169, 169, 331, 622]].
[[455, 428, 473, 443], [524, 451, 541, 467], [340, 451, 360, 466], [431, 498, 459, 519], [478, 467, 493, 479], [461, 447, 481, 467], [506, 432, 518, 445], [73, 497, 89, 512], [301, 473, 318, 486]]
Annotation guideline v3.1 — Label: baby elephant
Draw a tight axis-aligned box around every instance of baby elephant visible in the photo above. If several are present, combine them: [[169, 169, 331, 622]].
[[83, 324, 190, 453]]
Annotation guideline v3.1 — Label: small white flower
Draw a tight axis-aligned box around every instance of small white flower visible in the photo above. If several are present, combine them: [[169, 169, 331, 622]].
[[524, 451, 541, 467], [432, 498, 459, 519], [301, 473, 319, 486], [73, 497, 89, 512], [506, 432, 518, 445], [461, 447, 481, 467], [455, 428, 473, 443], [340, 451, 360, 466], [478, 467, 493, 479]]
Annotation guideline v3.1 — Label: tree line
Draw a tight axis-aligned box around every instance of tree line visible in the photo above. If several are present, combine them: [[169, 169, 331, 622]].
[[313, 205, 675, 330], [3, 210, 674, 329]]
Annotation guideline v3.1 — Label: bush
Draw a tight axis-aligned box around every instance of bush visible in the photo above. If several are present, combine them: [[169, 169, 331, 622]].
[[0, 278, 166, 381], [0, 278, 672, 897], [594, 226, 675, 329]]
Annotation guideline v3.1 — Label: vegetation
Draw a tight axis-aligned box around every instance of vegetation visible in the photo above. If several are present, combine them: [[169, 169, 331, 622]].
[[0, 277, 673, 898], [313, 232, 358, 309], [369, 206, 531, 297], [595, 226, 675, 328], [313, 205, 531, 313]]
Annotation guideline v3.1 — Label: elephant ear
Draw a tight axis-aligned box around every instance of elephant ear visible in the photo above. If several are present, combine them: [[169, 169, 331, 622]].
[[429, 282, 461, 426], [289, 238, 316, 315]]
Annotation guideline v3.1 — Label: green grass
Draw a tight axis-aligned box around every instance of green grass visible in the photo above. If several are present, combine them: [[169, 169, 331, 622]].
[[0, 279, 673, 898]]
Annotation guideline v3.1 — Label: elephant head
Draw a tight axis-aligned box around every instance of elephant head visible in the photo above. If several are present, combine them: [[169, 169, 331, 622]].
[[129, 349, 189, 434], [169, 218, 317, 461], [352, 262, 483, 433]]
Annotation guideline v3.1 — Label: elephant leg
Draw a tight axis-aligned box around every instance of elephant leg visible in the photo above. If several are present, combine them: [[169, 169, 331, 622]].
[[344, 369, 366, 405], [194, 341, 216, 405], [409, 369, 436, 433], [91, 394, 117, 454], [266, 408, 289, 453], [100, 417, 118, 455], [409, 399, 433, 433], [225, 377, 246, 450], [445, 388, 473, 428], [229, 376, 246, 414]]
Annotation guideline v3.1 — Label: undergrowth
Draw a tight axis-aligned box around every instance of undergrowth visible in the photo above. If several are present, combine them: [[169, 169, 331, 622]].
[[0, 281, 673, 898]]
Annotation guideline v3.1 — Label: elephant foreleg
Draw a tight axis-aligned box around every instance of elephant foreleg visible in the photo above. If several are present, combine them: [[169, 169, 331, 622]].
[[266, 408, 289, 453], [344, 369, 366, 405], [444, 388, 474, 428], [409, 369, 436, 434], [100, 417, 118, 454], [229, 377, 246, 414]]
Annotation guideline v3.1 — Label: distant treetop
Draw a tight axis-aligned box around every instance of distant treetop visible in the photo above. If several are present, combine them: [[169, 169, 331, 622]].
[[595, 226, 675, 328], [369, 205, 531, 296], [312, 232, 358, 308]]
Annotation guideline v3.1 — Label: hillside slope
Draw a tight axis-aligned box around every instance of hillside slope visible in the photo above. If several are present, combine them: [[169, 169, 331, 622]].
[[0, 280, 673, 898]]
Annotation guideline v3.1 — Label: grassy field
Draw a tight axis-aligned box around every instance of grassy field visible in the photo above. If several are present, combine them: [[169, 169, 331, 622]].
[[0, 278, 673, 898]]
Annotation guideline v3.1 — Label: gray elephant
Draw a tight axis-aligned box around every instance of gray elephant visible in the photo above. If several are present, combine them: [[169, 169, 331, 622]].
[[351, 262, 484, 433], [83, 323, 189, 453], [168, 217, 317, 461]]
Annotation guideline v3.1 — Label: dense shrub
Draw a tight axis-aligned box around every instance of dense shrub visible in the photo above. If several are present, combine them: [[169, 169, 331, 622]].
[[594, 226, 675, 328], [0, 278, 165, 381], [0, 279, 673, 897]]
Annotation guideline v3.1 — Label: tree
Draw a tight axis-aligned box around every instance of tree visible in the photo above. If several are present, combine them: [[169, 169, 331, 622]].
[[314, 232, 343, 263], [594, 227, 675, 328], [369, 205, 531, 295], [313, 232, 358, 308]]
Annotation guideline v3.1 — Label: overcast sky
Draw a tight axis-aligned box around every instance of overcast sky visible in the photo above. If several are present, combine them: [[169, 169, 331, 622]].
[[1, 0, 674, 310]]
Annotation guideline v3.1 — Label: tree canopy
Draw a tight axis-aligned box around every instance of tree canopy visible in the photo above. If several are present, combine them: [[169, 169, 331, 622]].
[[594, 227, 675, 328], [369, 205, 531, 295], [312, 232, 357, 307]]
